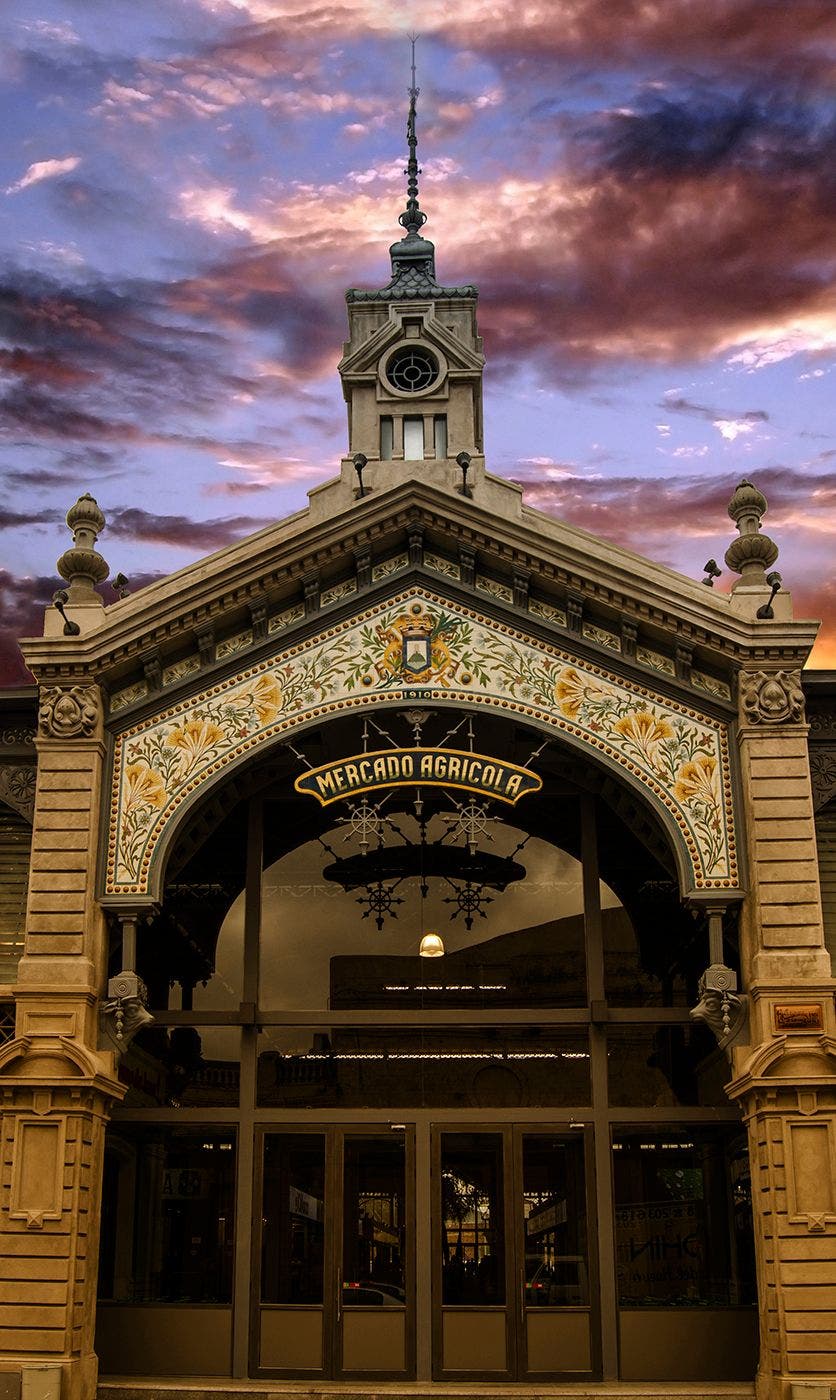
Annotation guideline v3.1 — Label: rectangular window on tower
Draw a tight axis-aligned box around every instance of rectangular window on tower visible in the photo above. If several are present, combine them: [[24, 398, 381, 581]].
[[433, 415, 447, 460], [403, 417, 424, 460], [380, 416, 393, 461]]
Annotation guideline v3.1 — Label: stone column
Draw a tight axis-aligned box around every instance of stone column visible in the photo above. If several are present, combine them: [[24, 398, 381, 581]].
[[0, 680, 123, 1400], [728, 667, 836, 1400]]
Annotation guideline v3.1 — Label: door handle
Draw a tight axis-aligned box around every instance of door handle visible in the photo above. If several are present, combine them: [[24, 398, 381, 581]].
[[519, 1263, 526, 1323], [336, 1266, 342, 1324]]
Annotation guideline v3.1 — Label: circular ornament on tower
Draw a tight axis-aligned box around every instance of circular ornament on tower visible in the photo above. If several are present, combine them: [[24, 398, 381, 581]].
[[386, 345, 439, 393]]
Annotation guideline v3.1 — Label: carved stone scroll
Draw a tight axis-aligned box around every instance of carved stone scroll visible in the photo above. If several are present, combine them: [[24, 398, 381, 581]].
[[38, 684, 100, 739], [739, 669, 804, 726]]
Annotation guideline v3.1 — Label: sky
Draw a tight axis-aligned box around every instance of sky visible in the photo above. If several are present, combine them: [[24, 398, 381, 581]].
[[0, 0, 834, 685]]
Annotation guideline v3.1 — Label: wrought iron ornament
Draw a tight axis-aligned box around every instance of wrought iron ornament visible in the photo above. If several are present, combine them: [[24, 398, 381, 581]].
[[400, 34, 426, 236], [299, 711, 540, 933]]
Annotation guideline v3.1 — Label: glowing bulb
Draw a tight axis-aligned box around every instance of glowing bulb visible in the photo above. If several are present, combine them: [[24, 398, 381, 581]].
[[419, 932, 445, 958]]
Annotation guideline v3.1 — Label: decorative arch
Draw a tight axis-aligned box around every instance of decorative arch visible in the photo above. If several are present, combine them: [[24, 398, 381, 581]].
[[105, 586, 738, 902]]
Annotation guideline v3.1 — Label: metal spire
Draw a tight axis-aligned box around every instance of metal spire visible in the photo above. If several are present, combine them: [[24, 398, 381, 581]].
[[399, 34, 427, 235]]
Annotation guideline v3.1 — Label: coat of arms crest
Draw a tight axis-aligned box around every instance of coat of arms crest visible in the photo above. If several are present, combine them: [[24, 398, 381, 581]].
[[401, 621, 433, 675]]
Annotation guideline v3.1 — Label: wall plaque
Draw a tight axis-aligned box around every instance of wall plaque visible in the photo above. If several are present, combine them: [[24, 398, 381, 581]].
[[774, 1004, 824, 1033], [295, 748, 542, 806]]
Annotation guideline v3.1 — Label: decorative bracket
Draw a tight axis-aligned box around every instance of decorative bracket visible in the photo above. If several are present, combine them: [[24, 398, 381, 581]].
[[691, 962, 748, 1053], [100, 970, 153, 1055], [100, 914, 154, 1055], [689, 904, 747, 1052]]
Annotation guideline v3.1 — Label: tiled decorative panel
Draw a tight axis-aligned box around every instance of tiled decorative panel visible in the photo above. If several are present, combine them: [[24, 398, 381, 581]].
[[107, 587, 738, 897]]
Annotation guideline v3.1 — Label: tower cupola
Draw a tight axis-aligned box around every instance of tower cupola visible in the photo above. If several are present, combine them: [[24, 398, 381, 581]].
[[337, 41, 485, 493]]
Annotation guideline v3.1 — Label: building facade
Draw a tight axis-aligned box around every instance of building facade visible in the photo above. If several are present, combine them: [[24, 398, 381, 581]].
[[1, 106, 836, 1400]]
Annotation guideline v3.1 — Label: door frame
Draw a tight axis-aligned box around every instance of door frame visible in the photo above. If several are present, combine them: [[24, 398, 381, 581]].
[[250, 1122, 416, 1381], [431, 1122, 601, 1382]]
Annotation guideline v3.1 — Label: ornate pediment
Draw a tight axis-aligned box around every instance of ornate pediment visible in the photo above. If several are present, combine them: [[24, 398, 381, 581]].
[[339, 304, 483, 381], [105, 583, 738, 902]]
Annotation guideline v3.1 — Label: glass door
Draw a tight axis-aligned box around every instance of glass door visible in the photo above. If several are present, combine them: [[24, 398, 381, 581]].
[[435, 1131, 513, 1377], [253, 1126, 414, 1379], [433, 1126, 596, 1380], [516, 1129, 596, 1378], [338, 1130, 412, 1377], [256, 1130, 327, 1375]]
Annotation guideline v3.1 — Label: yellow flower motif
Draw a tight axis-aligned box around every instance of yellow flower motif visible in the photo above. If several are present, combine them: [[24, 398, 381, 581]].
[[553, 667, 587, 720], [166, 717, 225, 765], [613, 709, 674, 761], [229, 672, 284, 724], [674, 754, 719, 805], [247, 673, 283, 723], [124, 762, 167, 813]]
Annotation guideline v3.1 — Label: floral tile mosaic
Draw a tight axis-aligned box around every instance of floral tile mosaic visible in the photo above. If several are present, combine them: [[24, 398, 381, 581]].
[[106, 588, 738, 898], [161, 655, 200, 687], [216, 629, 253, 661], [109, 680, 148, 714], [530, 598, 568, 626], [636, 646, 676, 677], [582, 622, 621, 652], [425, 553, 461, 581], [476, 575, 514, 603], [371, 553, 408, 581], [268, 604, 305, 635], [692, 670, 733, 702], [321, 579, 358, 607]]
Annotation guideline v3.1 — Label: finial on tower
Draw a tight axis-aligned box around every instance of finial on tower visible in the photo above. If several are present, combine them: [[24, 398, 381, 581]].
[[399, 34, 427, 237], [345, 37, 477, 304]]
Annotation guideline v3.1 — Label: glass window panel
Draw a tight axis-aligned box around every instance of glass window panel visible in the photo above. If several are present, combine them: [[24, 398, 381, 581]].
[[98, 1127, 235, 1303], [261, 1134, 325, 1304], [257, 818, 586, 1011], [119, 1026, 241, 1107], [522, 1135, 589, 1307], [433, 415, 447, 459], [257, 1027, 590, 1108], [606, 1024, 728, 1107], [816, 800, 836, 963], [342, 1136, 406, 1305], [380, 416, 394, 460], [602, 885, 707, 1007], [403, 416, 424, 459], [139, 802, 250, 1013], [0, 804, 31, 984], [441, 1133, 505, 1305], [612, 1128, 756, 1308]]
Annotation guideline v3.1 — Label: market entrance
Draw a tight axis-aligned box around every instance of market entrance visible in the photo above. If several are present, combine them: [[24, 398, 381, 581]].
[[96, 709, 757, 1384]]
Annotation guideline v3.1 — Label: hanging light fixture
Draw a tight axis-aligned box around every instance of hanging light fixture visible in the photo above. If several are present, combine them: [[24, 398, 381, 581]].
[[419, 931, 445, 958]]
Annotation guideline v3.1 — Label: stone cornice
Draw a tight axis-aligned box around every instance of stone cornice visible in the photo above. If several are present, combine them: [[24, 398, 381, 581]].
[[18, 478, 819, 683]]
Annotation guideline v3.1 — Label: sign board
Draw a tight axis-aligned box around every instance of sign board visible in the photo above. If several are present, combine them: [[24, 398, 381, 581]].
[[290, 1186, 322, 1222], [615, 1199, 704, 1301], [162, 1168, 207, 1200], [527, 1198, 568, 1235], [294, 748, 542, 807], [774, 1004, 823, 1032]]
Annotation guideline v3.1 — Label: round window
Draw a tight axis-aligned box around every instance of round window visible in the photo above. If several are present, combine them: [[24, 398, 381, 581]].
[[387, 346, 439, 393]]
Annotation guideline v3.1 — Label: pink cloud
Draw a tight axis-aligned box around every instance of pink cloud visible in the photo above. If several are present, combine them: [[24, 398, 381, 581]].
[[5, 156, 81, 195]]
